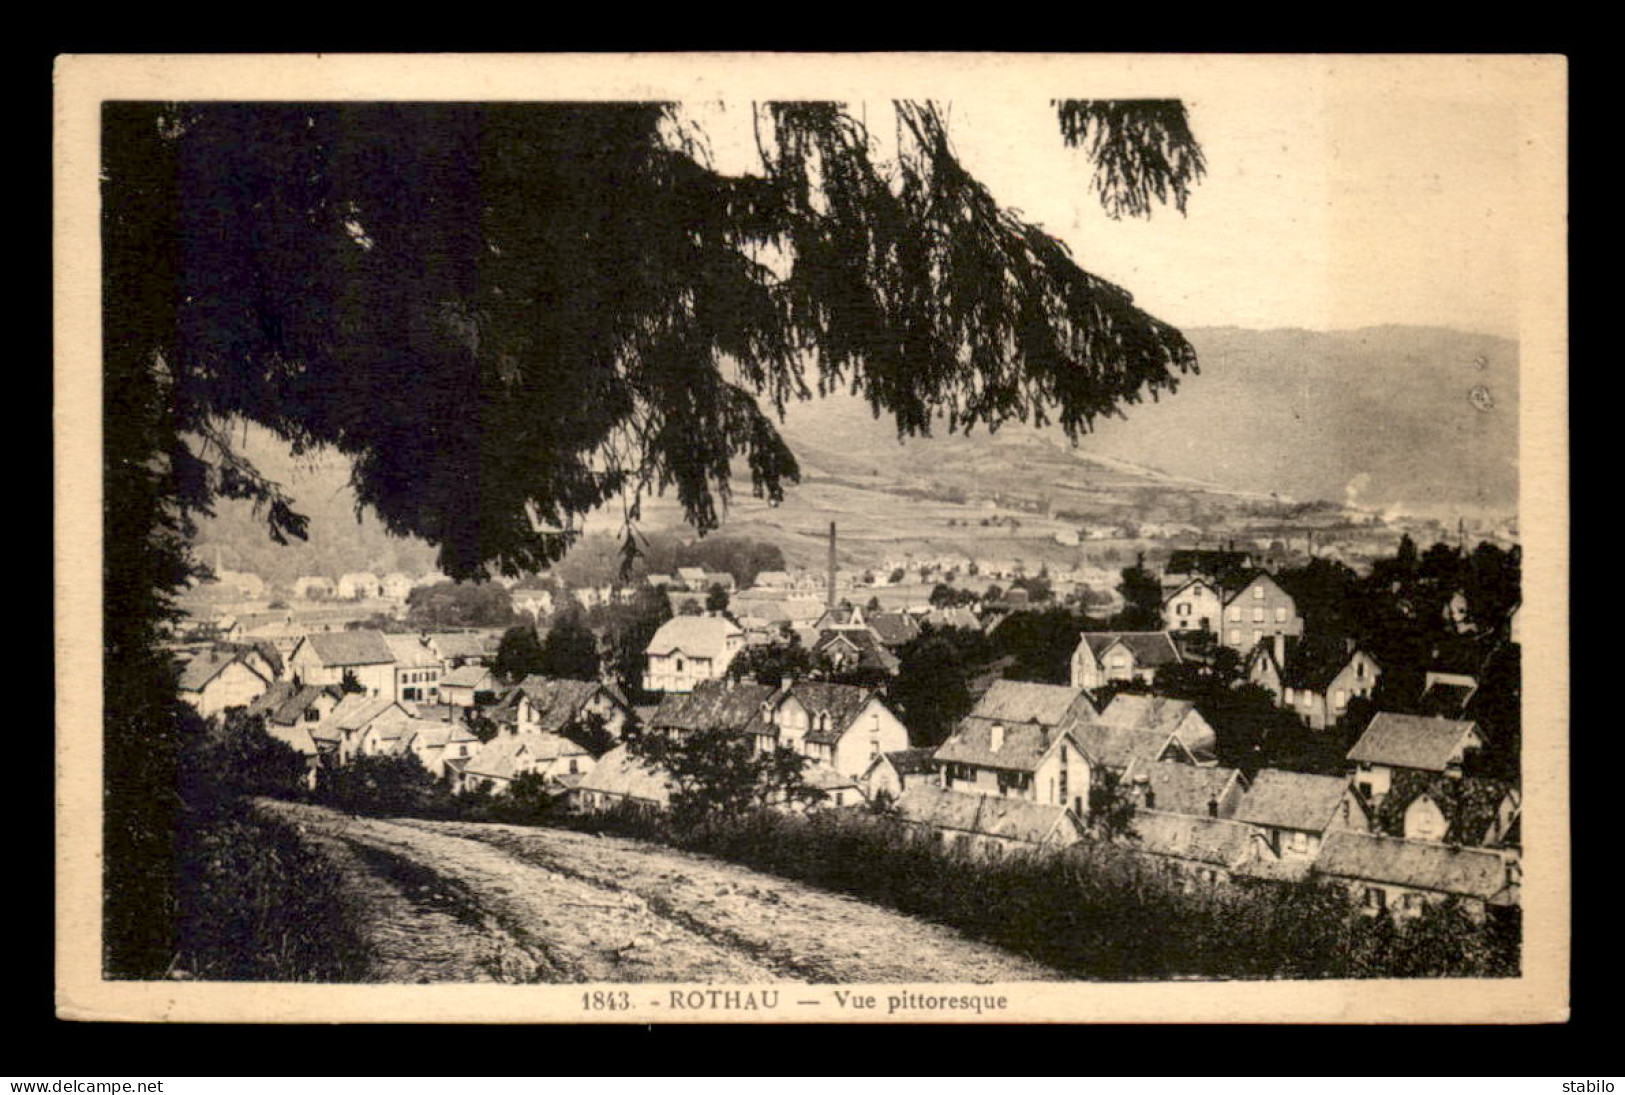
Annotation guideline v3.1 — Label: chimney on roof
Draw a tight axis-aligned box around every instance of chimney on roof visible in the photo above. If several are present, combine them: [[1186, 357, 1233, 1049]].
[[1208, 797, 1219, 819], [1144, 788, 1156, 810], [990, 724, 1004, 752]]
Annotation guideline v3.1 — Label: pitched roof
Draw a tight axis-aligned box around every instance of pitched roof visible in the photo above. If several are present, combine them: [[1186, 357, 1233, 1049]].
[[923, 606, 981, 630], [934, 718, 1065, 773], [895, 785, 1077, 845], [883, 747, 938, 777], [512, 676, 618, 734], [326, 694, 407, 734], [383, 633, 443, 669], [423, 631, 492, 661], [813, 627, 899, 673], [646, 616, 742, 662], [649, 680, 776, 733], [1131, 761, 1243, 818], [968, 679, 1095, 727], [1347, 713, 1482, 771], [1314, 831, 1516, 902], [243, 679, 298, 720], [1277, 634, 1364, 692], [463, 732, 589, 782], [867, 612, 921, 647], [1130, 809, 1262, 869], [177, 649, 265, 692], [1098, 693, 1196, 732], [575, 744, 674, 804], [1075, 631, 1183, 669], [442, 664, 496, 689], [1374, 771, 1520, 846], [1418, 680, 1477, 718], [763, 681, 878, 744], [1233, 769, 1356, 833], [1064, 713, 1192, 772], [299, 630, 395, 667]]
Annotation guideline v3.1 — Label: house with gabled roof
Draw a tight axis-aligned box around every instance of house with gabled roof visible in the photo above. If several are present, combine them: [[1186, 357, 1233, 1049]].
[[500, 676, 632, 744], [894, 784, 1086, 858], [244, 680, 343, 735], [1070, 632, 1182, 691], [287, 630, 397, 698], [1092, 693, 1218, 763], [314, 693, 413, 763], [1217, 570, 1303, 654], [440, 663, 502, 708], [1162, 577, 1223, 636], [644, 615, 744, 693], [934, 680, 1097, 817], [1312, 830, 1520, 920], [176, 649, 271, 718], [1124, 809, 1281, 890], [647, 679, 777, 736], [422, 630, 495, 668], [746, 680, 909, 785], [866, 611, 921, 648], [1346, 713, 1486, 805], [862, 747, 939, 802], [454, 731, 595, 794], [1126, 760, 1247, 820], [336, 571, 382, 600], [1417, 670, 1479, 718], [674, 566, 708, 589], [572, 743, 676, 814], [1232, 768, 1371, 861], [384, 633, 444, 704], [1245, 634, 1380, 730], [1373, 771, 1521, 848], [811, 627, 899, 677]]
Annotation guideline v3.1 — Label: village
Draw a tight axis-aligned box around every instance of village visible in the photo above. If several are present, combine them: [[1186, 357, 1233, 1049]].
[[168, 518, 1524, 938]]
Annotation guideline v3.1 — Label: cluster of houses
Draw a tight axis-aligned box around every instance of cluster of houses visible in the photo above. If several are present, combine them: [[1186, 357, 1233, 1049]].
[[174, 528, 1520, 929], [566, 670, 1519, 923]]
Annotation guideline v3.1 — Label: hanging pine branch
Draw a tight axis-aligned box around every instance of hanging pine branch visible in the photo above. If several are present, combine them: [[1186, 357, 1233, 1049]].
[[1054, 99, 1207, 219]]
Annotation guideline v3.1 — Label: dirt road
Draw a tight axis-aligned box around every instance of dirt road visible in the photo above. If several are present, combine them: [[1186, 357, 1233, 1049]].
[[263, 800, 1059, 984]]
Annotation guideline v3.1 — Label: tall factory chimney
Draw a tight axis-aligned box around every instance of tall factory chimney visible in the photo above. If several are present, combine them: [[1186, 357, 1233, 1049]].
[[827, 521, 838, 610]]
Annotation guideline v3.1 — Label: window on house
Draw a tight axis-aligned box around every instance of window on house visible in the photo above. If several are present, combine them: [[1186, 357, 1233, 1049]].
[[1228, 607, 1241, 622], [1252, 630, 1262, 644], [1229, 629, 1241, 645], [1252, 607, 1265, 623], [1253, 586, 1264, 599], [1356, 661, 1366, 679], [1334, 689, 1347, 709], [305, 708, 320, 722], [1364, 887, 1386, 911], [568, 758, 578, 774], [1275, 606, 1287, 623]]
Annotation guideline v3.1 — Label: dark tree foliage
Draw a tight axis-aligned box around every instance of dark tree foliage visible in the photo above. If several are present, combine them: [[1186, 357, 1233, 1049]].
[[339, 668, 366, 695], [561, 711, 618, 760], [318, 754, 452, 818], [536, 610, 601, 682], [997, 605, 1086, 685], [1115, 554, 1163, 631], [103, 98, 1204, 977], [727, 640, 828, 687], [889, 626, 997, 747], [1087, 769, 1139, 840], [705, 583, 731, 614], [585, 585, 674, 701], [1054, 100, 1206, 219], [622, 723, 820, 827], [929, 582, 979, 608], [406, 581, 518, 629], [493, 624, 546, 685]]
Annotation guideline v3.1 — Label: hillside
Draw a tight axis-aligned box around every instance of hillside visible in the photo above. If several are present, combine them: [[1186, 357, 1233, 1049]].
[[189, 325, 1516, 580]]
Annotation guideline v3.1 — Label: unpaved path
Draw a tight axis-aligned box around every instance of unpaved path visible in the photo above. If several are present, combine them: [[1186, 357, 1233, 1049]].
[[263, 801, 1058, 984]]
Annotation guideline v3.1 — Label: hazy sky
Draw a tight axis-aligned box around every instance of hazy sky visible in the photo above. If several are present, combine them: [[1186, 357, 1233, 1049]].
[[689, 57, 1545, 339]]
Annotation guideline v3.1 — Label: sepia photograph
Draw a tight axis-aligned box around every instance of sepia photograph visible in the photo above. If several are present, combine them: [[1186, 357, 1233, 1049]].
[[54, 52, 1568, 1023]]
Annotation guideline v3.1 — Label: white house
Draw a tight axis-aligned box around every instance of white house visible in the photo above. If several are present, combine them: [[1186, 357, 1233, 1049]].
[[384, 633, 444, 704], [1162, 578, 1223, 635], [287, 630, 397, 698], [1070, 632, 1182, 691], [747, 681, 911, 786], [336, 572, 382, 600], [176, 650, 270, 718], [643, 615, 744, 693], [933, 680, 1097, 818]]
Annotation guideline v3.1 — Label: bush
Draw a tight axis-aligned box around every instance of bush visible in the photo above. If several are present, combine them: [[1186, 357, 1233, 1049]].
[[173, 803, 369, 981], [557, 805, 1517, 981]]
